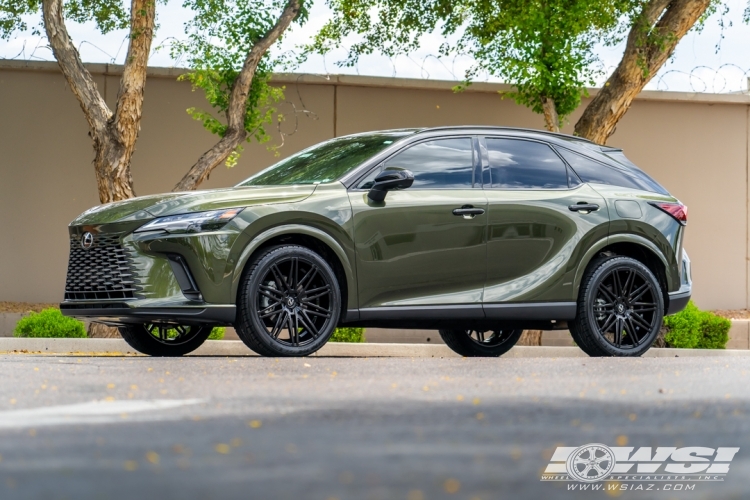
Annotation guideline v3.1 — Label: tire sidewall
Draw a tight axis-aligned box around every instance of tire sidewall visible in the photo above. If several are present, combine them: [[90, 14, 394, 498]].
[[439, 329, 523, 357], [241, 246, 341, 357], [582, 258, 664, 357]]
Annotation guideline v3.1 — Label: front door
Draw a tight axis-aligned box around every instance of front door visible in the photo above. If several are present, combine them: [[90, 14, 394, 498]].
[[481, 136, 610, 305], [349, 137, 488, 312]]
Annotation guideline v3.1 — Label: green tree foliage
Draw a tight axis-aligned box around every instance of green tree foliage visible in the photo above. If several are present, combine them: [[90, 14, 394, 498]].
[[310, 0, 633, 130], [171, 0, 308, 166], [14, 308, 87, 338], [0, 0, 128, 39]]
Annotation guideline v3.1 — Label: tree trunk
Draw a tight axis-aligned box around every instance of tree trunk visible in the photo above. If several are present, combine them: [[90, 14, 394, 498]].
[[87, 322, 121, 339], [541, 97, 560, 132], [574, 0, 711, 144], [42, 0, 155, 203], [172, 0, 301, 192], [517, 330, 543, 346]]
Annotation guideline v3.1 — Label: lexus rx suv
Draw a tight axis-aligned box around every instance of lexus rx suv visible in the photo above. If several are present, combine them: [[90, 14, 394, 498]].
[[61, 126, 691, 358]]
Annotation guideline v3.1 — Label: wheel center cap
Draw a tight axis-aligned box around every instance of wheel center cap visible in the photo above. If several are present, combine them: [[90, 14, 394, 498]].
[[286, 297, 296, 308], [617, 304, 625, 314]]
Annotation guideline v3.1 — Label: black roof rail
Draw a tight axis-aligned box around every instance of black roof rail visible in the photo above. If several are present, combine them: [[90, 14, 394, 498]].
[[413, 125, 599, 145]]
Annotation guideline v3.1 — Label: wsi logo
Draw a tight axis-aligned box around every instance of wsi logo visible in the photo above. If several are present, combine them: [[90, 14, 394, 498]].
[[541, 444, 739, 483]]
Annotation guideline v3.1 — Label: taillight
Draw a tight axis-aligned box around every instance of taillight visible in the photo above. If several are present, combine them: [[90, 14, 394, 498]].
[[650, 202, 687, 225]]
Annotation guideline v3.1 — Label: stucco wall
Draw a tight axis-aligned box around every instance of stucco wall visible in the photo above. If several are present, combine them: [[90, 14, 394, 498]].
[[0, 60, 747, 310]]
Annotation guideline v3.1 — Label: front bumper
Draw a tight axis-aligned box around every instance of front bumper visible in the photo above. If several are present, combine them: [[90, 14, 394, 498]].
[[60, 301, 236, 326]]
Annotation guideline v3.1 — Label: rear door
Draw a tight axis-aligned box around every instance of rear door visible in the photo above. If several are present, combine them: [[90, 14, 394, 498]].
[[348, 136, 488, 313], [481, 136, 609, 310]]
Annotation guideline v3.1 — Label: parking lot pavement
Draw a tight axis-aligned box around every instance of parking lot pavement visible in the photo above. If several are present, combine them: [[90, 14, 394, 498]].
[[0, 355, 747, 499]]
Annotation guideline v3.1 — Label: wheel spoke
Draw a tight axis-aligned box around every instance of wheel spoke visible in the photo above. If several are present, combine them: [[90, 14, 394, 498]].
[[291, 311, 299, 346], [613, 318, 623, 347], [598, 284, 617, 303], [628, 282, 649, 301], [625, 317, 641, 345], [630, 312, 652, 330], [270, 264, 290, 292], [289, 257, 298, 290], [298, 266, 318, 292], [301, 301, 331, 314], [622, 270, 635, 297], [298, 310, 320, 338], [612, 270, 623, 296], [259, 305, 283, 319], [259, 285, 284, 297], [599, 313, 617, 333], [303, 288, 331, 302], [269, 310, 286, 339]]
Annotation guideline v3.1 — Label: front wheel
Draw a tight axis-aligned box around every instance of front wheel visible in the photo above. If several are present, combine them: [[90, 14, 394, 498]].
[[118, 324, 212, 357], [235, 245, 342, 357], [438, 328, 523, 357], [571, 255, 664, 357]]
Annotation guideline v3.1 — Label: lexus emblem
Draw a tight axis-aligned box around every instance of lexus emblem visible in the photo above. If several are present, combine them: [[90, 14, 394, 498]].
[[81, 232, 94, 250]]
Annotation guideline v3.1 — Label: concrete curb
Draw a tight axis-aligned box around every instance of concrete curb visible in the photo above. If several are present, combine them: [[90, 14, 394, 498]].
[[0, 338, 749, 358]]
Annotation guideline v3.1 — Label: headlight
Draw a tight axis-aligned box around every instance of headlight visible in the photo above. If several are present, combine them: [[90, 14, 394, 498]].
[[135, 208, 244, 234]]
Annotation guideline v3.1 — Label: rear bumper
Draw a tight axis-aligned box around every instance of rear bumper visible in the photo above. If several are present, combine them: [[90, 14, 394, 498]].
[[666, 286, 691, 316], [60, 302, 236, 326]]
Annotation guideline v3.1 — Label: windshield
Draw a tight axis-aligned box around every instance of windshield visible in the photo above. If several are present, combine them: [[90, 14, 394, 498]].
[[237, 133, 411, 186]]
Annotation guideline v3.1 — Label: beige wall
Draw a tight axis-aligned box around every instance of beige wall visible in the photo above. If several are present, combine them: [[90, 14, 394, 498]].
[[0, 60, 747, 310]]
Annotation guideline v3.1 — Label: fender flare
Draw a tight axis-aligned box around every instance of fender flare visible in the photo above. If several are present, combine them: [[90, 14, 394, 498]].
[[230, 224, 357, 307], [573, 233, 672, 296]]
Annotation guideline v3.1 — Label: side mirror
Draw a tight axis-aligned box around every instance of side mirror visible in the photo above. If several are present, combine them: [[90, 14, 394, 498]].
[[367, 169, 414, 202]]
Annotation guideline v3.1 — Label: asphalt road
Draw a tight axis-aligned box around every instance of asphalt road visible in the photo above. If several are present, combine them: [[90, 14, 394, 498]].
[[0, 354, 747, 500]]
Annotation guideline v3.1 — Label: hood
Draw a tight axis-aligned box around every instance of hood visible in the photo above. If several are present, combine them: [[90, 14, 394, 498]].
[[70, 185, 318, 225]]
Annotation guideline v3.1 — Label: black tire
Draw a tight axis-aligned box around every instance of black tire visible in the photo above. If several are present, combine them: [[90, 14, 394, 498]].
[[572, 255, 664, 357], [438, 328, 523, 357], [235, 245, 342, 357], [118, 324, 212, 357]]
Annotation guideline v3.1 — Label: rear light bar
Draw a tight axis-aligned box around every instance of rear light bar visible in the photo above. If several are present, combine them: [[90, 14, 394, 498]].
[[649, 202, 687, 225]]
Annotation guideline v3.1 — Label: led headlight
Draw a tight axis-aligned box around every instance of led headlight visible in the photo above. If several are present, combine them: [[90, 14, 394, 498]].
[[135, 208, 244, 234]]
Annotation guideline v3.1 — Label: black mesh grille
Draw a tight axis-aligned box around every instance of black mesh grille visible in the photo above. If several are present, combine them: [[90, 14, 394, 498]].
[[64, 233, 137, 300]]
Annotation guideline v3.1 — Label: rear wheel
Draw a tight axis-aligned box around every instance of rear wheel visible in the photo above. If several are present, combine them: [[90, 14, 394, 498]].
[[571, 255, 664, 357], [235, 245, 341, 357], [439, 328, 523, 357], [118, 323, 212, 357]]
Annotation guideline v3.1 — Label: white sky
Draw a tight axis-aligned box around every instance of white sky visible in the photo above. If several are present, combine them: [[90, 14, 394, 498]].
[[2, 0, 750, 93]]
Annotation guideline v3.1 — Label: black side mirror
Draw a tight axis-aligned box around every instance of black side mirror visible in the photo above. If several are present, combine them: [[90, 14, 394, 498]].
[[367, 169, 414, 202]]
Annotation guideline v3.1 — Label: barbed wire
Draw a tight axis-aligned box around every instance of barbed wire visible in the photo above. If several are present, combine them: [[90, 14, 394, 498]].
[[5, 33, 749, 94]]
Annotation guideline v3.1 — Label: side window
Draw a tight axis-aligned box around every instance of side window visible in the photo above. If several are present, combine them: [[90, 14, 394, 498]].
[[557, 147, 649, 191], [486, 138, 568, 189], [357, 138, 474, 189]]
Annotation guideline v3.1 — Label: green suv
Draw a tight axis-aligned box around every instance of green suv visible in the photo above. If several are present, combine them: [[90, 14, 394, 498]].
[[61, 127, 691, 358]]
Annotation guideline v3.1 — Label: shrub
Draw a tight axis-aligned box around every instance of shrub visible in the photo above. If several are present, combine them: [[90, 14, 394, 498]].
[[329, 327, 365, 343], [662, 301, 730, 349], [208, 326, 226, 340], [13, 308, 87, 338]]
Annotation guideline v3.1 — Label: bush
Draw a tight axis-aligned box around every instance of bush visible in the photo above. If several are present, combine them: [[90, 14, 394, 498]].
[[329, 327, 365, 343], [13, 308, 87, 338], [662, 301, 730, 349], [208, 326, 225, 340]]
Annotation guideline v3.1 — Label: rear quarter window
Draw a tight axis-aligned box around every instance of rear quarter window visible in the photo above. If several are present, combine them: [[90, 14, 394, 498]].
[[556, 147, 667, 194]]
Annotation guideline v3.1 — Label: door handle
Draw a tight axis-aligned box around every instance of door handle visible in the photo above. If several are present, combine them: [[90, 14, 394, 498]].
[[452, 205, 485, 218], [568, 202, 600, 213]]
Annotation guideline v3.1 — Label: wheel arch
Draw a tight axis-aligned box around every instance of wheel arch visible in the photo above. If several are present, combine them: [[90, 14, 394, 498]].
[[574, 234, 672, 306], [231, 224, 356, 320]]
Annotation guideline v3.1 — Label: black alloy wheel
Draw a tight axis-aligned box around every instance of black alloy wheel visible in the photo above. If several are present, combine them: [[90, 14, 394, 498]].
[[236, 245, 341, 357], [118, 323, 212, 357], [571, 255, 664, 357], [439, 328, 523, 357]]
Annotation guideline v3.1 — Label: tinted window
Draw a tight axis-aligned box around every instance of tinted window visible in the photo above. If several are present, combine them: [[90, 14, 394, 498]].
[[486, 138, 568, 189], [603, 151, 669, 195], [358, 138, 474, 189], [238, 133, 406, 186], [557, 147, 664, 193]]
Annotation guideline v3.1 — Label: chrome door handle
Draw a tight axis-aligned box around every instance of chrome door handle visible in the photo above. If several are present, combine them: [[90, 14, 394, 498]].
[[569, 203, 600, 213], [452, 205, 485, 218]]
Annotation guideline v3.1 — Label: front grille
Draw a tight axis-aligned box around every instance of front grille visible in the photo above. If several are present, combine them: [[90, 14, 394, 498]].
[[64, 233, 137, 300]]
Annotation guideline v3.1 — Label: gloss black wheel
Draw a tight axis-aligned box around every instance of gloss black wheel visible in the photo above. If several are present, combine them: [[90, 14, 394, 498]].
[[118, 323, 212, 357], [236, 245, 341, 357], [439, 328, 523, 357], [572, 255, 664, 357]]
